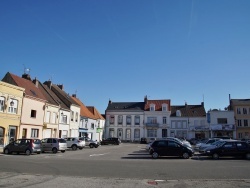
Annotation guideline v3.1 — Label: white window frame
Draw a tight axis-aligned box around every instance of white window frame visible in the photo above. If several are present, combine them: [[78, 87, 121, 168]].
[[8, 99, 18, 114], [46, 111, 51, 123], [0, 96, 5, 112], [31, 129, 39, 138]]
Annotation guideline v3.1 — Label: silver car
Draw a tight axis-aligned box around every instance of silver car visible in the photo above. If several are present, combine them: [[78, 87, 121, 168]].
[[65, 137, 85, 150], [41, 138, 67, 153]]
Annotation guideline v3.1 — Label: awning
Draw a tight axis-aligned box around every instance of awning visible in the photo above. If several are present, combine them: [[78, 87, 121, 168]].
[[79, 128, 88, 133]]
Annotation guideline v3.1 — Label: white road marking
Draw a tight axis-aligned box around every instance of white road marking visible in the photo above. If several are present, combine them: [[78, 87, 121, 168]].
[[90, 153, 109, 157]]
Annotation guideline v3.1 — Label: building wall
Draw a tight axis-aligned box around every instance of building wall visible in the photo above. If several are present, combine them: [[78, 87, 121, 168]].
[[69, 105, 80, 137], [0, 81, 24, 146]]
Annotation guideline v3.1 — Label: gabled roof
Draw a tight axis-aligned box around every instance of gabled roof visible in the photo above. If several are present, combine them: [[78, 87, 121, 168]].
[[171, 104, 206, 117], [51, 84, 79, 108], [144, 100, 171, 111], [87, 106, 105, 120], [106, 102, 145, 111], [71, 96, 96, 119], [2, 72, 46, 101]]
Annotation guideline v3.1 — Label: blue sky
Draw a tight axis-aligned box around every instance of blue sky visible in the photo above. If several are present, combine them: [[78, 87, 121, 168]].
[[1, 0, 250, 114]]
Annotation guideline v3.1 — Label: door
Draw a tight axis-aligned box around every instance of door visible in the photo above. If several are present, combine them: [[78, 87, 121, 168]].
[[0, 127, 4, 146], [43, 129, 51, 138], [167, 141, 182, 156], [22, 129, 27, 139], [9, 126, 17, 143], [220, 142, 237, 157]]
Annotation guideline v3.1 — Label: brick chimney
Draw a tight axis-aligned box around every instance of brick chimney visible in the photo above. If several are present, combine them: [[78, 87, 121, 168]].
[[109, 99, 112, 104], [72, 94, 76, 98], [144, 95, 148, 104], [57, 84, 64, 90], [43, 80, 52, 89], [32, 77, 39, 88], [22, 73, 31, 81]]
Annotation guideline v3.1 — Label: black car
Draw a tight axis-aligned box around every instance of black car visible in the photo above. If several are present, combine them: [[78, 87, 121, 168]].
[[200, 140, 250, 160], [149, 140, 194, 159], [100, 137, 121, 145], [4, 139, 41, 155]]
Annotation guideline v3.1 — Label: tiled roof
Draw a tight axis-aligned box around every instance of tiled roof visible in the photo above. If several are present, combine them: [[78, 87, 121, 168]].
[[2, 72, 47, 101], [106, 102, 145, 111], [38, 82, 58, 106], [230, 99, 250, 105], [51, 84, 79, 108], [40, 82, 69, 110], [87, 106, 105, 120], [71, 96, 96, 119], [171, 104, 206, 117], [144, 100, 171, 111]]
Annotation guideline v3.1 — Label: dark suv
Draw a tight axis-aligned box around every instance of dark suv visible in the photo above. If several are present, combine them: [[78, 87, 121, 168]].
[[4, 139, 41, 155], [200, 140, 250, 159], [100, 137, 121, 145], [149, 140, 194, 159]]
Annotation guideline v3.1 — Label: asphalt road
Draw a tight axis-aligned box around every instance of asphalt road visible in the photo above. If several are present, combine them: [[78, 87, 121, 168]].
[[0, 143, 250, 188]]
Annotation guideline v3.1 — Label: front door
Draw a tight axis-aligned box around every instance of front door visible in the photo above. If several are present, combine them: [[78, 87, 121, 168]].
[[9, 126, 17, 143], [0, 127, 4, 146]]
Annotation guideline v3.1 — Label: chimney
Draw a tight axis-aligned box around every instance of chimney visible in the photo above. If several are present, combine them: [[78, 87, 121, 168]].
[[144, 95, 148, 103], [229, 94, 231, 110], [185, 101, 187, 107], [109, 99, 112, 104], [201, 102, 204, 106], [44, 80, 52, 89], [22, 73, 31, 81], [57, 84, 64, 90], [32, 77, 39, 88], [72, 94, 76, 98]]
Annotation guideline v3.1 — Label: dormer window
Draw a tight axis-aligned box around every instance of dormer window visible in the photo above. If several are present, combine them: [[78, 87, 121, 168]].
[[176, 110, 181, 117], [150, 104, 155, 111], [162, 104, 168, 111]]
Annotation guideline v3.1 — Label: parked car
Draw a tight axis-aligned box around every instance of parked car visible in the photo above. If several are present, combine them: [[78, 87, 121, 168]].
[[65, 137, 85, 150], [198, 139, 236, 153], [100, 137, 121, 145], [41, 138, 67, 153], [164, 137, 192, 148], [199, 140, 250, 160], [79, 137, 99, 148], [4, 139, 41, 155], [194, 138, 221, 151], [149, 140, 194, 159]]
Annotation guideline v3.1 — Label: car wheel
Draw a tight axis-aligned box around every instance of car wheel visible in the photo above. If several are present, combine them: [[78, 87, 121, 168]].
[[25, 149, 31, 156], [37, 152, 41, 154], [72, 145, 77, 151], [89, 144, 94, 148], [4, 148, 10, 155], [79, 147, 83, 150], [182, 152, 190, 159], [152, 152, 159, 159], [95, 145, 98, 148], [212, 153, 219, 159], [246, 153, 250, 160], [52, 148, 58, 154], [61, 150, 66, 153]]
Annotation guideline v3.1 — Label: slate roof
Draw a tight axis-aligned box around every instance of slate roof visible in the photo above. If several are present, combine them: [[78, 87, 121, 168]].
[[51, 84, 79, 108], [87, 106, 105, 120], [71, 96, 96, 119], [144, 100, 171, 111], [171, 104, 206, 117], [40, 82, 69, 110], [106, 102, 145, 111], [2, 72, 46, 101], [230, 99, 250, 105]]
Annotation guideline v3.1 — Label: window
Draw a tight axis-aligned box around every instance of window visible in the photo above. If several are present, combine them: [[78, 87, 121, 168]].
[[238, 133, 243, 139], [75, 112, 78, 122], [91, 123, 94, 129], [171, 122, 176, 129], [217, 118, 227, 124], [147, 117, 157, 124], [126, 129, 131, 139], [31, 129, 39, 138], [238, 120, 242, 127], [150, 104, 155, 111], [61, 115, 67, 124], [110, 116, 114, 124], [31, 110, 37, 118], [244, 120, 248, 127], [163, 117, 167, 124], [168, 141, 179, 148], [135, 116, 140, 125], [162, 104, 167, 111], [118, 115, 123, 125], [245, 132, 249, 137], [177, 121, 181, 129], [0, 96, 5, 112], [46, 111, 51, 123], [134, 129, 140, 138], [237, 108, 241, 114], [176, 110, 181, 117], [183, 121, 187, 129], [71, 111, 74, 121], [194, 120, 199, 126], [52, 112, 56, 124], [243, 108, 247, 114], [157, 141, 168, 147], [147, 129, 157, 137], [162, 129, 167, 137], [8, 99, 18, 114], [126, 116, 131, 125]]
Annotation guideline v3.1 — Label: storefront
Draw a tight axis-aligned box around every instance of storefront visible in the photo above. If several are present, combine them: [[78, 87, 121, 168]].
[[210, 124, 235, 139]]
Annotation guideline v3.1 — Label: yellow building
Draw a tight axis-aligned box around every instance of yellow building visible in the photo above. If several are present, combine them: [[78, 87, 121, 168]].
[[0, 81, 25, 147]]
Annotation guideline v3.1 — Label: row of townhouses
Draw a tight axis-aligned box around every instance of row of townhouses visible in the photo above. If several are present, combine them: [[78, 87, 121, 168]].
[[104, 96, 250, 142], [0, 72, 105, 148]]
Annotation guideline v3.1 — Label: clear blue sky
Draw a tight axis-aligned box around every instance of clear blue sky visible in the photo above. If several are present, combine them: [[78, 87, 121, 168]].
[[1, 0, 250, 114]]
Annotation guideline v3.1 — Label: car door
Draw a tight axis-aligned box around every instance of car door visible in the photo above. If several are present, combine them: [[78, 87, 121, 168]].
[[9, 139, 21, 153], [220, 142, 237, 157], [41, 138, 48, 151], [19, 139, 28, 153], [167, 141, 182, 156], [155, 140, 168, 156], [236, 142, 248, 156]]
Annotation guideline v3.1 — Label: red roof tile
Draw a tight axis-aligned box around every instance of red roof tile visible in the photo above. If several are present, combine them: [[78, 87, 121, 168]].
[[144, 100, 171, 111]]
